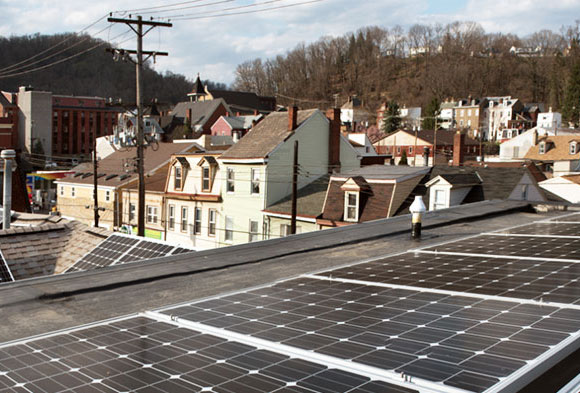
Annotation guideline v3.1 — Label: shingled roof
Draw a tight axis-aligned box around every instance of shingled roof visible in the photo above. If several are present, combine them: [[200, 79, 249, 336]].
[[172, 98, 231, 129], [264, 175, 330, 218], [0, 221, 111, 279], [58, 142, 200, 187], [220, 109, 318, 159], [524, 135, 580, 161]]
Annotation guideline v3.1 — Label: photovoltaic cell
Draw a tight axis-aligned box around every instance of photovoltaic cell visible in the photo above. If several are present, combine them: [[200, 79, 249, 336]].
[[66, 234, 195, 273], [159, 276, 580, 392], [423, 234, 580, 260], [0, 249, 13, 283], [551, 213, 580, 222], [0, 315, 417, 393], [497, 222, 580, 237], [316, 253, 580, 305]]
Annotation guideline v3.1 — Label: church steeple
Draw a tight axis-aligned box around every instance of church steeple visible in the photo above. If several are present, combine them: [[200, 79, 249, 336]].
[[187, 73, 206, 102]]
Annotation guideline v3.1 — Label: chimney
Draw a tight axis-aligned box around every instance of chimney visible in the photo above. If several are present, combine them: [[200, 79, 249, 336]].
[[253, 110, 259, 116], [288, 106, 298, 131], [326, 108, 341, 173], [532, 129, 538, 145], [453, 130, 465, 166], [186, 108, 192, 122]]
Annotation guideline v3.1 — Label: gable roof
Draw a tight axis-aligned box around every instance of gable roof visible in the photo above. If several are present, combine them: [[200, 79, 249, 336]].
[[125, 163, 170, 193], [524, 135, 580, 161], [208, 90, 275, 113], [264, 176, 329, 218], [0, 221, 111, 279], [221, 115, 262, 130], [436, 173, 482, 186], [220, 109, 318, 159], [172, 98, 231, 128], [58, 142, 201, 187]]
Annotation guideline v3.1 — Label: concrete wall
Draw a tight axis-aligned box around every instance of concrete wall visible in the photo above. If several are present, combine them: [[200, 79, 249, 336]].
[[18, 87, 52, 157]]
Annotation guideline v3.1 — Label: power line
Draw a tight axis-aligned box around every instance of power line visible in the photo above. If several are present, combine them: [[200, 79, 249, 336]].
[[129, 0, 235, 16], [114, 0, 218, 14], [171, 0, 326, 20]]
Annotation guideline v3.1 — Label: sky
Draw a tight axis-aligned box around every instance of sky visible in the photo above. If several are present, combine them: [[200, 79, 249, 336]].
[[1, 0, 579, 86]]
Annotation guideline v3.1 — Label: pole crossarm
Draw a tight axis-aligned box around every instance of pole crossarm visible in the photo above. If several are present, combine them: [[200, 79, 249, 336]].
[[107, 17, 173, 28]]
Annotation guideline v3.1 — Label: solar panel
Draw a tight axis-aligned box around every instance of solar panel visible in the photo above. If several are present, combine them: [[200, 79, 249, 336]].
[[66, 233, 195, 273], [157, 276, 580, 392], [550, 213, 580, 222], [315, 253, 580, 305], [497, 222, 580, 237], [0, 249, 14, 283], [422, 234, 580, 261], [0, 315, 417, 393]]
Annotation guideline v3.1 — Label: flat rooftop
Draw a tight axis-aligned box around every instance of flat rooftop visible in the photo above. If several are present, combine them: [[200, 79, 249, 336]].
[[0, 201, 579, 393]]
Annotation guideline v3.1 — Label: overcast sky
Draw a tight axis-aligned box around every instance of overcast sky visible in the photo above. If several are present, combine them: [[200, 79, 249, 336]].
[[1, 0, 579, 86]]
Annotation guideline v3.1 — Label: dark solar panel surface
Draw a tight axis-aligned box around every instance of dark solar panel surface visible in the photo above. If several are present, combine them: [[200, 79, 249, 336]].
[[552, 213, 580, 222], [498, 222, 580, 237], [0, 250, 13, 283], [160, 277, 580, 392], [0, 316, 417, 393], [67, 234, 194, 273], [423, 235, 580, 260], [316, 253, 580, 305]]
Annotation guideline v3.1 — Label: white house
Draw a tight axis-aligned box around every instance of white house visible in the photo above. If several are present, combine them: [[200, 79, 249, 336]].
[[217, 107, 360, 247], [346, 133, 377, 157], [537, 110, 562, 132]]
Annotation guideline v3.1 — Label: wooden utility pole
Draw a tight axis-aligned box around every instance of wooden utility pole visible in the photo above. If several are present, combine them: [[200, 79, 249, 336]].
[[93, 136, 99, 227], [290, 141, 298, 235], [107, 15, 171, 236], [433, 117, 438, 166]]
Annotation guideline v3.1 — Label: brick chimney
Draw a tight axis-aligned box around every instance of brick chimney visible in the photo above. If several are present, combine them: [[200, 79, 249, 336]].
[[288, 106, 298, 131], [453, 130, 465, 166], [326, 108, 341, 173], [186, 108, 192, 123]]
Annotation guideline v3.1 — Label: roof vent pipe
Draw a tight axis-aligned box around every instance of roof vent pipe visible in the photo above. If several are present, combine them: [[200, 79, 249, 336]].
[[1, 150, 16, 230]]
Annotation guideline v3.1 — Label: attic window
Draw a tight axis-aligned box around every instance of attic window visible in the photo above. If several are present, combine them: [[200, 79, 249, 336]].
[[539, 141, 546, 154], [202, 167, 211, 191], [174, 166, 183, 190], [344, 191, 359, 222], [571, 142, 578, 155]]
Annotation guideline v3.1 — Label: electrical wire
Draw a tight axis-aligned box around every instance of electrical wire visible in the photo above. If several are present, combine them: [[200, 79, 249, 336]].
[[114, 0, 218, 14], [171, 0, 326, 20]]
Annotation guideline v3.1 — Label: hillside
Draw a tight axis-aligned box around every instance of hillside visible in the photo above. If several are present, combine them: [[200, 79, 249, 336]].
[[0, 33, 223, 104], [233, 22, 580, 120]]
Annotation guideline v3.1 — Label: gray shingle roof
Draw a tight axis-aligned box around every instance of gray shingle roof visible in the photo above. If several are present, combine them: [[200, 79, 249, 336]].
[[265, 175, 329, 217], [172, 99, 231, 128], [220, 109, 318, 159]]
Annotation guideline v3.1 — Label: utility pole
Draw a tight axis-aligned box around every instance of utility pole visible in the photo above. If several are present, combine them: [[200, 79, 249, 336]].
[[93, 137, 99, 227], [433, 117, 438, 166], [107, 15, 171, 236], [290, 141, 298, 235]]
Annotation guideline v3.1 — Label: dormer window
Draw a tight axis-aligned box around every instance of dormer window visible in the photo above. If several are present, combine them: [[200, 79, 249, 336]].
[[202, 167, 211, 191], [197, 156, 217, 192], [344, 192, 359, 222], [539, 141, 546, 155], [571, 142, 578, 155], [174, 166, 183, 190]]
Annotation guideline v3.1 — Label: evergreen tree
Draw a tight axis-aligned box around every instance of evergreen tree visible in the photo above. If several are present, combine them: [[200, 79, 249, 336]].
[[399, 149, 408, 165], [422, 97, 440, 130], [563, 63, 580, 127], [381, 101, 401, 134]]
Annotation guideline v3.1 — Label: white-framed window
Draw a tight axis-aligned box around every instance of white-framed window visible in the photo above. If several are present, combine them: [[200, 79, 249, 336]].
[[434, 189, 447, 210], [105, 190, 111, 202], [281, 224, 301, 237], [194, 207, 202, 234], [539, 141, 546, 154], [226, 168, 235, 193], [251, 168, 260, 194], [208, 209, 216, 236], [408, 146, 413, 154], [225, 216, 234, 242], [168, 205, 175, 230], [396, 146, 401, 154], [60, 186, 64, 196], [467, 119, 471, 127], [174, 166, 183, 190], [467, 109, 472, 116], [570, 142, 578, 155], [129, 203, 136, 222], [202, 167, 211, 191], [344, 192, 359, 222], [249, 220, 259, 242], [475, 109, 479, 116], [181, 206, 188, 232], [146, 205, 158, 224], [71, 187, 75, 197]]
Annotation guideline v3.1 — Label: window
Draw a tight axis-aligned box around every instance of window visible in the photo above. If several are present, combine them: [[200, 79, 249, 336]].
[[194, 207, 202, 234], [467, 109, 472, 116], [181, 207, 188, 232], [249, 220, 259, 242], [434, 189, 446, 210], [521, 185, 528, 200], [475, 109, 479, 116], [344, 192, 359, 222], [174, 166, 182, 190], [105, 190, 111, 202], [251, 169, 260, 194], [408, 147, 413, 154], [570, 142, 578, 155], [226, 168, 235, 192], [467, 119, 471, 127], [59, 186, 64, 196], [146, 205, 158, 224], [202, 167, 211, 191], [281, 224, 301, 237], [168, 205, 175, 230], [208, 209, 216, 236], [225, 216, 234, 242], [71, 187, 75, 197], [396, 146, 401, 154], [129, 203, 136, 222], [539, 142, 546, 154]]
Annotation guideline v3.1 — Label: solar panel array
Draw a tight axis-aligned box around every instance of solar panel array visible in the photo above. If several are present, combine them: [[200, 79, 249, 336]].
[[66, 233, 194, 273], [0, 249, 13, 283], [1, 212, 580, 393]]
